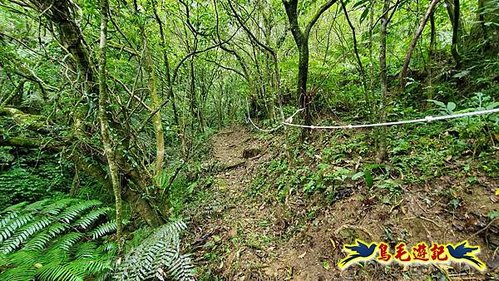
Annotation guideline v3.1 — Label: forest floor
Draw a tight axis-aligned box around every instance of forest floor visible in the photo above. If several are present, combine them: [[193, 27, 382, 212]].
[[186, 126, 498, 281]]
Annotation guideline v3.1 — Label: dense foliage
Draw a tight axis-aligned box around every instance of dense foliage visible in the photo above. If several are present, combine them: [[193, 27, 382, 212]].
[[0, 197, 117, 281]]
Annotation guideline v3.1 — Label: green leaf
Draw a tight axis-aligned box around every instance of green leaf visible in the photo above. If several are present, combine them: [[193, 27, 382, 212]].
[[0, 198, 116, 280], [488, 211, 499, 220], [428, 99, 446, 109], [353, 0, 369, 9], [351, 172, 364, 181], [360, 7, 369, 23], [446, 102, 456, 112], [364, 170, 374, 188]]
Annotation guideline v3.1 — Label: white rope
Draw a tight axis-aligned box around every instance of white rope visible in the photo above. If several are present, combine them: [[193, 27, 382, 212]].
[[248, 108, 499, 131], [247, 108, 304, 132], [247, 116, 284, 132]]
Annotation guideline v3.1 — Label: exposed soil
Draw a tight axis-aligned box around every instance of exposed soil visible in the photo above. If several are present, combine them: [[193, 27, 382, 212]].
[[187, 126, 499, 281]]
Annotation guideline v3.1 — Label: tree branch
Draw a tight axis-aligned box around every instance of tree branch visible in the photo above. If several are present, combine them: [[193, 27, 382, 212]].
[[305, 0, 338, 37]]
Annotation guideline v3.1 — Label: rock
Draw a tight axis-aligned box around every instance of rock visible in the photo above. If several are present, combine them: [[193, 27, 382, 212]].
[[243, 147, 261, 159]]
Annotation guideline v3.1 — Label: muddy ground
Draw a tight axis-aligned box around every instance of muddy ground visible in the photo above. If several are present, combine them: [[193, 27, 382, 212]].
[[186, 126, 498, 281]]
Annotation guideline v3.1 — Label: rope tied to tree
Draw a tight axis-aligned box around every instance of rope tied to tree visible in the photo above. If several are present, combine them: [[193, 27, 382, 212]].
[[248, 108, 499, 131]]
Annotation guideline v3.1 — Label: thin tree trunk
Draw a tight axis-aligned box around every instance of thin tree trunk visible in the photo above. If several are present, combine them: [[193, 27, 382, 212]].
[[341, 0, 370, 112], [282, 0, 338, 139], [298, 43, 311, 128], [144, 40, 165, 177], [189, 57, 205, 133], [98, 0, 123, 251], [152, 4, 179, 125], [429, 8, 436, 99], [368, 0, 376, 119], [377, 0, 391, 163], [430, 10, 436, 59], [451, 0, 461, 67], [399, 0, 441, 88], [1, 79, 26, 106]]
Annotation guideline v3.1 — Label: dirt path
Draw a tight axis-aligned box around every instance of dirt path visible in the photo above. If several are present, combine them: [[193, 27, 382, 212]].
[[189, 126, 498, 281]]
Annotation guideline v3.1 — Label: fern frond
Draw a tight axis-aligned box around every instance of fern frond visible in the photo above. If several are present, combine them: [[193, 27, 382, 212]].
[[0, 216, 52, 254], [23, 231, 53, 251], [72, 207, 111, 230], [0, 197, 118, 281], [24, 198, 52, 212], [168, 255, 196, 281], [114, 221, 193, 281], [57, 200, 101, 224], [44, 247, 70, 265], [39, 198, 74, 216], [5, 250, 39, 269], [0, 264, 37, 281], [0, 213, 34, 243], [36, 262, 84, 281], [22, 221, 73, 252], [74, 241, 98, 259], [0, 211, 19, 229], [68, 256, 113, 278], [0, 202, 28, 214], [90, 221, 117, 239], [46, 222, 70, 238]]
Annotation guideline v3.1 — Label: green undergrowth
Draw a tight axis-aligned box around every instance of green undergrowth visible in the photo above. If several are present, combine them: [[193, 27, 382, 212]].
[[0, 152, 72, 209], [0, 197, 118, 281], [250, 93, 498, 206]]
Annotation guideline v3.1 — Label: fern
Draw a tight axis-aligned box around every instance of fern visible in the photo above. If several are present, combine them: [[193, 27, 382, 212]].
[[0, 216, 52, 254], [0, 213, 34, 242], [91, 220, 118, 239], [168, 254, 196, 281], [37, 262, 84, 281], [57, 200, 102, 224], [115, 221, 195, 281], [0, 211, 19, 229], [73, 207, 111, 230], [0, 201, 29, 214], [0, 197, 119, 281], [51, 232, 85, 252]]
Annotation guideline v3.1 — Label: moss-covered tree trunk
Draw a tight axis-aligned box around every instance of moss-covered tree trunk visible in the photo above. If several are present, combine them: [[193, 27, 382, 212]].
[[143, 34, 165, 181], [97, 0, 123, 250]]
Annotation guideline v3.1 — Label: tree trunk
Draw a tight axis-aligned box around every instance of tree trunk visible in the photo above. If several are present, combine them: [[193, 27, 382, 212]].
[[1, 79, 26, 106], [297, 43, 311, 128], [152, 4, 179, 125], [98, 0, 123, 251], [341, 0, 370, 113], [189, 57, 205, 133], [399, 0, 441, 88], [376, 0, 391, 163], [451, 0, 462, 67], [22, 0, 162, 227], [143, 34, 165, 179], [429, 8, 436, 99], [282, 0, 338, 139]]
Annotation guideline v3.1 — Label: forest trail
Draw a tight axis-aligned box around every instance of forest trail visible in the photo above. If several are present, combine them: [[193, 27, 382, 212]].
[[189, 126, 499, 280], [191, 127, 359, 280]]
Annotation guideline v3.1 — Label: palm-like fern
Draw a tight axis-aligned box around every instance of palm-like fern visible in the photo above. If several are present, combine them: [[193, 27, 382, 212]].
[[0, 197, 119, 281], [115, 221, 195, 281]]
